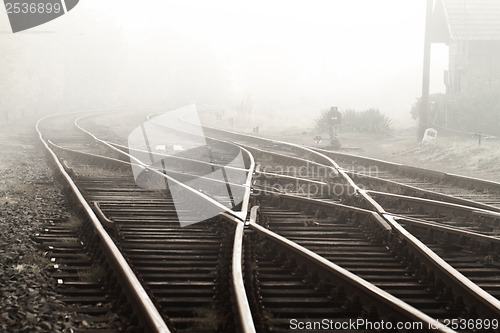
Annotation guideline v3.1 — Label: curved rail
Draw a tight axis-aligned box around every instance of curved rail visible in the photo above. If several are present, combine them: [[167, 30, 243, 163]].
[[368, 190, 500, 231], [315, 147, 500, 213], [110, 141, 249, 174], [146, 112, 256, 221], [247, 206, 455, 333], [202, 125, 376, 205], [74, 113, 257, 333], [204, 124, 500, 318], [346, 169, 500, 213], [391, 214, 500, 245], [36, 114, 171, 333], [75, 115, 247, 223], [383, 213, 500, 316], [70, 110, 500, 326], [230, 219, 256, 333], [315, 147, 500, 191]]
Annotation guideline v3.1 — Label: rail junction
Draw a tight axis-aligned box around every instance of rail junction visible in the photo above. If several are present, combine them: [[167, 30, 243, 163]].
[[35, 109, 500, 332]]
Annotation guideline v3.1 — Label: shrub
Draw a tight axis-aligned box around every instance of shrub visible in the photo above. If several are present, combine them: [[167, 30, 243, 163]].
[[315, 108, 391, 134], [314, 109, 333, 134]]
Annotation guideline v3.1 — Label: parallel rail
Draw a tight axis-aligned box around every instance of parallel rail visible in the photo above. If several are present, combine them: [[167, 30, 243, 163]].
[[205, 125, 500, 320], [315, 148, 500, 212], [75, 113, 257, 333], [36, 114, 171, 333], [38, 110, 500, 332], [247, 206, 455, 333]]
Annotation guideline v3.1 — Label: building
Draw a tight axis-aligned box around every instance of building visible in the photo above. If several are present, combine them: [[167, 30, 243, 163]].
[[431, 0, 500, 94]]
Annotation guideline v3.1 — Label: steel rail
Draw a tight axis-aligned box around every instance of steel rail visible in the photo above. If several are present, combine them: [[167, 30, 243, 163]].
[[314, 147, 500, 190], [256, 183, 500, 252], [389, 214, 500, 244], [75, 113, 257, 333], [204, 125, 500, 317], [254, 188, 392, 234], [109, 141, 249, 173], [93, 201, 115, 227], [146, 112, 258, 331], [145, 113, 256, 223], [36, 114, 171, 333], [313, 147, 403, 170], [345, 169, 500, 213], [51, 140, 250, 194], [75, 115, 247, 222], [237, 143, 340, 175], [256, 170, 328, 186], [383, 213, 500, 316], [336, 170, 500, 316], [368, 190, 500, 226], [260, 190, 392, 241], [259, 184, 500, 251], [47, 140, 141, 168], [314, 147, 500, 211], [306, 155, 500, 316], [201, 125, 371, 202], [247, 206, 456, 333], [145, 112, 256, 220], [229, 218, 256, 333]]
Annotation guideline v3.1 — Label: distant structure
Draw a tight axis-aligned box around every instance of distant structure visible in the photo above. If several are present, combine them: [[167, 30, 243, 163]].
[[431, 0, 500, 93]]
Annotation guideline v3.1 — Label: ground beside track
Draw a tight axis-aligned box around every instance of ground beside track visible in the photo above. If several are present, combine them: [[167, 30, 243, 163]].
[[0, 119, 126, 332], [249, 126, 500, 183]]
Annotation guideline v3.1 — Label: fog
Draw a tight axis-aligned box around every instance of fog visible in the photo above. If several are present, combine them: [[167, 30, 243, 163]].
[[0, 0, 447, 128]]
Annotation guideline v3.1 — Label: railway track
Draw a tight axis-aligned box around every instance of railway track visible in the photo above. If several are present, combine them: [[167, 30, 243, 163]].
[[256, 194, 500, 324], [203, 123, 500, 328], [37, 113, 171, 332], [306, 149, 500, 238], [33, 109, 500, 332], [244, 207, 460, 333], [205, 126, 500, 237], [370, 191, 500, 237], [79, 177, 236, 332], [314, 148, 500, 211], [34, 215, 129, 332], [37, 111, 256, 332]]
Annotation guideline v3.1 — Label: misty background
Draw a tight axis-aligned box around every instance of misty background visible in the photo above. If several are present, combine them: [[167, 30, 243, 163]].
[[0, 0, 448, 129]]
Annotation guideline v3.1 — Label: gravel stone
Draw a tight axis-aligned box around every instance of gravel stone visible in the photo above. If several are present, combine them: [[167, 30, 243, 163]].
[[0, 119, 128, 332]]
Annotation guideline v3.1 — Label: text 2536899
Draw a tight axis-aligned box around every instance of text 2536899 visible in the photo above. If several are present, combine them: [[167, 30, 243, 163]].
[[437, 318, 498, 331], [5, 2, 62, 14]]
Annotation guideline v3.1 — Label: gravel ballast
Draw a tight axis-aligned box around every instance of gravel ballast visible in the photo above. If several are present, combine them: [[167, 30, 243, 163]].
[[0, 120, 126, 332]]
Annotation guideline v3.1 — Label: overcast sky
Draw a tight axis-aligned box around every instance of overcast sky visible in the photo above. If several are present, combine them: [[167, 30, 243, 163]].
[[1, 0, 447, 125]]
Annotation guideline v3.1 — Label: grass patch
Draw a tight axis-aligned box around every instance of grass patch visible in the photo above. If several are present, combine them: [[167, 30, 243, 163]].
[[76, 253, 91, 261], [193, 307, 219, 330], [79, 265, 106, 283], [23, 252, 51, 270], [60, 215, 83, 231]]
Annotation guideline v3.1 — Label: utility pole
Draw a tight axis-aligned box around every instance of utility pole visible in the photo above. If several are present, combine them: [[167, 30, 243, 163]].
[[419, 0, 433, 141]]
